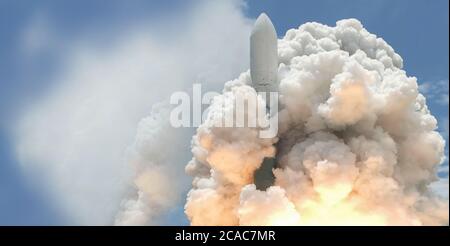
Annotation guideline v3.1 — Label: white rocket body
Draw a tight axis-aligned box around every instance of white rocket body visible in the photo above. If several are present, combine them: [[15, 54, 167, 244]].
[[250, 13, 278, 100], [250, 13, 278, 190]]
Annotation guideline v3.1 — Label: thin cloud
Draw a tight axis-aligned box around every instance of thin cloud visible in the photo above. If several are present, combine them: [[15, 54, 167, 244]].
[[14, 0, 252, 225], [419, 79, 449, 105]]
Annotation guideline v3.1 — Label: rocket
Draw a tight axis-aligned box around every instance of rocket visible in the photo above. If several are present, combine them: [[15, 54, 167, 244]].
[[250, 13, 278, 191], [250, 13, 278, 106]]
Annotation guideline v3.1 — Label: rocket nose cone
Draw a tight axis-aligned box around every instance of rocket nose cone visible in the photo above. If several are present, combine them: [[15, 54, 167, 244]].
[[252, 13, 276, 35], [256, 13, 270, 24]]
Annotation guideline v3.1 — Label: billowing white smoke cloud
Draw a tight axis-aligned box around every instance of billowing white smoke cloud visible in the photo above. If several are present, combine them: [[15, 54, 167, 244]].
[[185, 19, 449, 225], [14, 0, 252, 225], [113, 103, 194, 225]]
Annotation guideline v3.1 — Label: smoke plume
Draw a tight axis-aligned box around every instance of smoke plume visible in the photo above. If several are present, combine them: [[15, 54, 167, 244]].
[[14, 0, 252, 225], [185, 19, 449, 225]]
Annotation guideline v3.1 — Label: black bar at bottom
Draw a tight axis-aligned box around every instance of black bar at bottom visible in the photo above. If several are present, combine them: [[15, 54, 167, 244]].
[[0, 226, 448, 243]]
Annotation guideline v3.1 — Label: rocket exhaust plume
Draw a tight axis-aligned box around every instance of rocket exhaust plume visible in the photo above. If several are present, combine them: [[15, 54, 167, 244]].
[[184, 16, 449, 225]]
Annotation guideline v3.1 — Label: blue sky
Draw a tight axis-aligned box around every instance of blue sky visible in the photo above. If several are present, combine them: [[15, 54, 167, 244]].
[[0, 0, 448, 225]]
